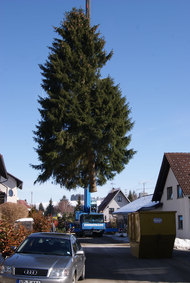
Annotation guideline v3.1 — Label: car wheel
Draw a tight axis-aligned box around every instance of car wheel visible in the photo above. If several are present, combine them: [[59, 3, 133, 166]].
[[79, 264, 85, 280]]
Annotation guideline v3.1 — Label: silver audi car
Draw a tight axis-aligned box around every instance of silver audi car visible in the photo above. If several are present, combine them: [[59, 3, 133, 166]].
[[0, 232, 86, 283]]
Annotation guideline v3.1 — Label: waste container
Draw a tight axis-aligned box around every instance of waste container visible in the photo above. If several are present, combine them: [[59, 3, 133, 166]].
[[128, 211, 176, 258]]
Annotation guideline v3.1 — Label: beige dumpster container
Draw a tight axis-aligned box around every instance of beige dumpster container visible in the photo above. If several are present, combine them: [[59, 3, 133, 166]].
[[128, 211, 176, 258]]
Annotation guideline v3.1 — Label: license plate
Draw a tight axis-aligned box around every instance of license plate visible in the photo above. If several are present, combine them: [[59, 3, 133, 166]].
[[17, 280, 41, 283]]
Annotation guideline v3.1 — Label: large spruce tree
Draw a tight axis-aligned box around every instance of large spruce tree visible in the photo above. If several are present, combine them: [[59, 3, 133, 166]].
[[32, 8, 135, 192]]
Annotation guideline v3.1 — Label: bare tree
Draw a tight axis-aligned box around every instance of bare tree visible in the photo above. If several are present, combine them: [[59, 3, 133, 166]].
[[57, 199, 74, 215], [0, 202, 29, 224]]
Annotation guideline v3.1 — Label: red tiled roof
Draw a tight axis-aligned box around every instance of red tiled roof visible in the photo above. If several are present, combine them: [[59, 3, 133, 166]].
[[165, 153, 190, 195], [17, 200, 31, 209], [153, 153, 190, 201]]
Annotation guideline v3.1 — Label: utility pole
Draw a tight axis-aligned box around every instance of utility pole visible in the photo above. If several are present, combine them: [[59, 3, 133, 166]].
[[143, 182, 146, 195], [86, 0, 90, 21], [31, 191, 33, 206]]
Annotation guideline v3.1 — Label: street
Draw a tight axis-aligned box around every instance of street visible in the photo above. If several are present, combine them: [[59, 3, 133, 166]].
[[79, 235, 190, 283]]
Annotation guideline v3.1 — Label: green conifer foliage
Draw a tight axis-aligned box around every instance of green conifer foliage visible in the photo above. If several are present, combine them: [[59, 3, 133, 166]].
[[32, 8, 135, 192]]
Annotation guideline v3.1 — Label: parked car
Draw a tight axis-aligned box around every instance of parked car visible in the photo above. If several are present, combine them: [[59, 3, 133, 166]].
[[0, 232, 85, 283]]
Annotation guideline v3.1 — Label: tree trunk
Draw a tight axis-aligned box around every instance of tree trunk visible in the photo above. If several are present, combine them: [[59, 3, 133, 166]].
[[88, 149, 97, 193]]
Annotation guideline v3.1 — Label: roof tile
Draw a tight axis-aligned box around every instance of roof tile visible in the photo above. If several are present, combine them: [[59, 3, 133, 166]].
[[153, 153, 190, 201], [165, 153, 190, 195]]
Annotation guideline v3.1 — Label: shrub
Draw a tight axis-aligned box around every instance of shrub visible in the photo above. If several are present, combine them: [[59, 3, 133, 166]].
[[30, 210, 51, 232], [0, 202, 29, 257], [0, 202, 28, 224], [0, 209, 52, 258], [0, 219, 29, 257]]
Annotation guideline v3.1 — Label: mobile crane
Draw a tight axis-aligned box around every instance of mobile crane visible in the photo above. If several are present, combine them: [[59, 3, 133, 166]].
[[74, 187, 106, 237]]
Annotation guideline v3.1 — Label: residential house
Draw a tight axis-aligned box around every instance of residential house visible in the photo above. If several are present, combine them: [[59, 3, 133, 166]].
[[0, 154, 23, 204], [152, 152, 190, 239], [113, 194, 160, 228], [17, 199, 31, 210], [98, 188, 130, 223], [114, 194, 159, 215]]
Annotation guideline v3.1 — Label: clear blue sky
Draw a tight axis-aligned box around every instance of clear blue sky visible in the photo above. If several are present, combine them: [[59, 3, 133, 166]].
[[1, 0, 190, 205]]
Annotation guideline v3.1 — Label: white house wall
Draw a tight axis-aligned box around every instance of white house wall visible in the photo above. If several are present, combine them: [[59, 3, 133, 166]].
[[0, 175, 18, 203], [157, 168, 190, 239], [103, 199, 117, 222], [103, 206, 110, 222], [104, 191, 129, 222]]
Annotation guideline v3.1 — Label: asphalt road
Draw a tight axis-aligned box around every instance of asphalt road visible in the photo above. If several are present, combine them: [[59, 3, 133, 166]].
[[79, 235, 190, 283]]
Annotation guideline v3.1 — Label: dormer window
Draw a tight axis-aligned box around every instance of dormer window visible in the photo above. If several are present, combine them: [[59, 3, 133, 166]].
[[167, 187, 173, 200], [177, 185, 183, 198]]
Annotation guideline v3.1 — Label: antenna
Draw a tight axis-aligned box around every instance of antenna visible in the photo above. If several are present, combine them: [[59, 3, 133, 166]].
[[139, 181, 148, 196], [143, 182, 146, 194]]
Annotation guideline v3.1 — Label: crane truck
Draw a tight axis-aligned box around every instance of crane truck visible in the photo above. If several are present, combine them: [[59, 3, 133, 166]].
[[74, 187, 106, 237]]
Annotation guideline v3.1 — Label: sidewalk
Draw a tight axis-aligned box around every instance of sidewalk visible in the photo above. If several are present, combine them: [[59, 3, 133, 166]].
[[104, 232, 129, 243]]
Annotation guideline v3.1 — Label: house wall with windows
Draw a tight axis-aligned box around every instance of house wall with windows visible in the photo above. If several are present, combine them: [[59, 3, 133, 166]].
[[0, 154, 23, 204], [0, 175, 18, 203], [156, 168, 190, 239], [98, 189, 129, 223]]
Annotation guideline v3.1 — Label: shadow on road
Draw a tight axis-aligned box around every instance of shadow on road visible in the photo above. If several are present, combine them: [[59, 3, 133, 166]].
[[78, 234, 128, 245], [79, 236, 190, 282]]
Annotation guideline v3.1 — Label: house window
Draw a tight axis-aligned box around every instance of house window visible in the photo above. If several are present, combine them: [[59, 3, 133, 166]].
[[9, 189, 13, 197], [0, 192, 6, 204], [177, 185, 183, 198], [178, 215, 183, 230], [109, 208, 114, 214], [167, 187, 173, 200], [117, 195, 122, 202]]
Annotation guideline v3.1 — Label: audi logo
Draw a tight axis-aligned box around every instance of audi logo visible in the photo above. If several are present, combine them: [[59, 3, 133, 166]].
[[24, 269, 38, 276]]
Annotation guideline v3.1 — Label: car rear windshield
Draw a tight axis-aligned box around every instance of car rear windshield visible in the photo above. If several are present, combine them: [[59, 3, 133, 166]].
[[17, 237, 72, 256]]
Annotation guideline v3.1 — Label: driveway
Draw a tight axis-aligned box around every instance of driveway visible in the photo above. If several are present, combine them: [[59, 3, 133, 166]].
[[79, 235, 190, 283]]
